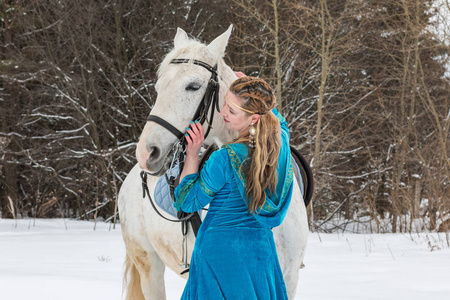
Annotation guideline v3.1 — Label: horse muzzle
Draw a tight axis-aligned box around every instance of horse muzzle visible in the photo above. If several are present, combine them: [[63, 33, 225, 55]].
[[136, 144, 170, 175]]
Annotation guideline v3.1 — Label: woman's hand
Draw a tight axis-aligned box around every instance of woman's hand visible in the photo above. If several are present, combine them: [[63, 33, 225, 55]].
[[185, 121, 204, 158], [180, 121, 204, 182], [235, 71, 246, 78]]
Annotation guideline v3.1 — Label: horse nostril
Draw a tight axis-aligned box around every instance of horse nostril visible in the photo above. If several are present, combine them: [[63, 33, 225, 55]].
[[147, 146, 160, 162]]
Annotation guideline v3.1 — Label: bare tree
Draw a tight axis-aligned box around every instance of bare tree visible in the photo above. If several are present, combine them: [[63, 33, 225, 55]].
[[0, 0, 233, 220], [1, 0, 448, 234]]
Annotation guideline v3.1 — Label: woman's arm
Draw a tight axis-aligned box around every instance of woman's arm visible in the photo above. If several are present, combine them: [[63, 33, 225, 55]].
[[174, 149, 229, 212], [271, 107, 289, 139]]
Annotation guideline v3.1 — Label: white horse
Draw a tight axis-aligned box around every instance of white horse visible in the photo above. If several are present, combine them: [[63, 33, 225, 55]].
[[118, 26, 309, 300]]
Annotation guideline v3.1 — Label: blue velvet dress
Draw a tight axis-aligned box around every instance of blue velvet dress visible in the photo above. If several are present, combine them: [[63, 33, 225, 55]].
[[174, 109, 293, 300]]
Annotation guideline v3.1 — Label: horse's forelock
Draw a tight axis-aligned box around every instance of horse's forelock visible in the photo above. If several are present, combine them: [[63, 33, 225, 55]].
[[157, 41, 219, 79]]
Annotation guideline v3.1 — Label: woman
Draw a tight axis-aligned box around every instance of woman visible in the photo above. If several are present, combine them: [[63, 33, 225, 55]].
[[174, 75, 294, 299]]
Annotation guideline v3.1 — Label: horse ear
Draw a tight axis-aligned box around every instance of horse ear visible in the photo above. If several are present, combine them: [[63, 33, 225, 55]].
[[206, 24, 233, 58], [174, 27, 190, 49]]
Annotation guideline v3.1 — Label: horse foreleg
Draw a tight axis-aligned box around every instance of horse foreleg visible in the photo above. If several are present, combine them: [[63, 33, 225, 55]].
[[140, 249, 166, 300], [123, 253, 145, 300], [123, 240, 166, 300]]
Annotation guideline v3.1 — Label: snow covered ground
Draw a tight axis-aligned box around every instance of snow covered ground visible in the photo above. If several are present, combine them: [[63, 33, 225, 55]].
[[1, 219, 449, 300]]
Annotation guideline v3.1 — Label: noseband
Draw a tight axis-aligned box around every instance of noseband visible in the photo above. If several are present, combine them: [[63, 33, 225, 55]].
[[146, 59, 221, 142]]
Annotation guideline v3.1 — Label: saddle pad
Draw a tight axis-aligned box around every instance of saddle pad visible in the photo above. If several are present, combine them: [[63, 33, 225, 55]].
[[291, 155, 304, 197], [154, 164, 202, 218]]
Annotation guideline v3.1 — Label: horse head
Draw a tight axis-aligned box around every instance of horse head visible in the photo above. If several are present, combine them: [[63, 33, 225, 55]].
[[136, 25, 237, 175]]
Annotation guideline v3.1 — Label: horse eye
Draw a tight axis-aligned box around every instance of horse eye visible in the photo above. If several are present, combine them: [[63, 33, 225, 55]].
[[186, 83, 201, 91]]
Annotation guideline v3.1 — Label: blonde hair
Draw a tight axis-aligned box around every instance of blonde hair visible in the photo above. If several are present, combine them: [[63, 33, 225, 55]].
[[229, 77, 281, 213]]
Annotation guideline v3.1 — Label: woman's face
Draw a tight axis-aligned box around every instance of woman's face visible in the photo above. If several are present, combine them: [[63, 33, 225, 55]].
[[220, 92, 253, 134]]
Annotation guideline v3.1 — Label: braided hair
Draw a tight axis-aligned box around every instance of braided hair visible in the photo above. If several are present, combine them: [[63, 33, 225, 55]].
[[229, 77, 281, 213]]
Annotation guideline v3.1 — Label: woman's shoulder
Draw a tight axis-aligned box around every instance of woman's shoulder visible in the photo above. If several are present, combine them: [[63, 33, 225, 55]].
[[221, 143, 248, 155], [204, 146, 228, 163], [200, 146, 234, 182], [221, 143, 248, 166]]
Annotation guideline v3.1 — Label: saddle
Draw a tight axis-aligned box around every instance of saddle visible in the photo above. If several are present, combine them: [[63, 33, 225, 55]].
[[289, 146, 314, 208]]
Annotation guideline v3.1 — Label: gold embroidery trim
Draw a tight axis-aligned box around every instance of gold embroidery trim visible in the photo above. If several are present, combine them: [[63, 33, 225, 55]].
[[199, 177, 215, 197], [224, 145, 246, 185], [174, 175, 198, 210]]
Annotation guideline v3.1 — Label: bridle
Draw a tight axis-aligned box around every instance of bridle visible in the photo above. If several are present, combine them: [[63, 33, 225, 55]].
[[146, 58, 221, 145], [140, 58, 221, 224], [142, 58, 221, 178]]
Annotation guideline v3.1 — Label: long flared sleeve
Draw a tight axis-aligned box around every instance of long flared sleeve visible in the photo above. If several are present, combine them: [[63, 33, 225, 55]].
[[174, 148, 231, 213]]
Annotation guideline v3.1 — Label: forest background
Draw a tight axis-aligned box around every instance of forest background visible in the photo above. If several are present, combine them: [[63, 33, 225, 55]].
[[1, 0, 449, 235]]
